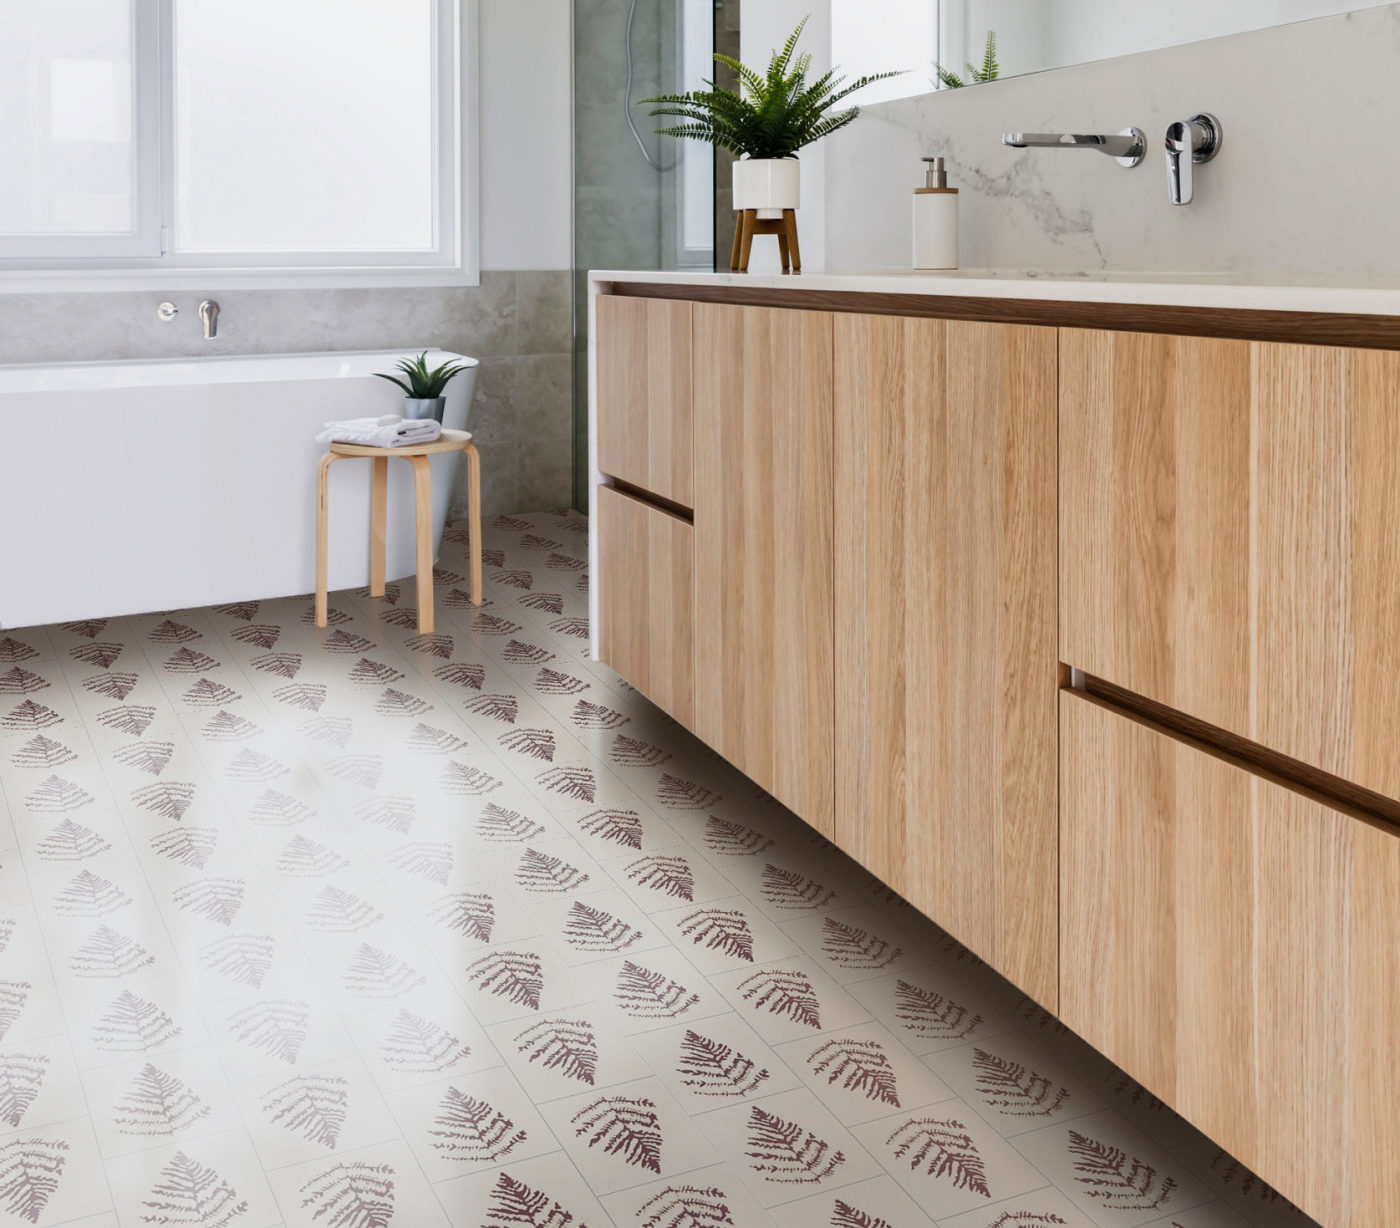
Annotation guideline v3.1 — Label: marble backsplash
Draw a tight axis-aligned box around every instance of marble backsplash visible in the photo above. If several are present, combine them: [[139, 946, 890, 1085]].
[[0, 271, 573, 518], [825, 3, 1400, 275]]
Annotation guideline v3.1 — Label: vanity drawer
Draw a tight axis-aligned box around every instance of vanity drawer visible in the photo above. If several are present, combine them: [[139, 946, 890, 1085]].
[[1060, 328, 1400, 803], [597, 484, 694, 728], [1060, 691, 1400, 1227], [596, 294, 694, 508]]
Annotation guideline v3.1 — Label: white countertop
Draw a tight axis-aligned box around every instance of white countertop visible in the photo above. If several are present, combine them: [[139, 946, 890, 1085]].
[[589, 268, 1400, 317]]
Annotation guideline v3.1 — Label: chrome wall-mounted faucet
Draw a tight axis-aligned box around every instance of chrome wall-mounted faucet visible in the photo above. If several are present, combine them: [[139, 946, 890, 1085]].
[[1001, 127, 1146, 168], [198, 299, 220, 340], [1164, 114, 1222, 204]]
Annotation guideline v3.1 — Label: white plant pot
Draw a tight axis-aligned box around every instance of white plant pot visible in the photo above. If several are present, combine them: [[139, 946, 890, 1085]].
[[733, 157, 800, 220]]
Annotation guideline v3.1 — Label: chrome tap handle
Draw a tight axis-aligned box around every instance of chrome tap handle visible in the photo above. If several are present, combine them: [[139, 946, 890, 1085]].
[[1164, 113, 1221, 205]]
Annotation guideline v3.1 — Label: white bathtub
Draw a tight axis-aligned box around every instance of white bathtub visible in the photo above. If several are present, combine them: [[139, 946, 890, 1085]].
[[0, 348, 477, 631]]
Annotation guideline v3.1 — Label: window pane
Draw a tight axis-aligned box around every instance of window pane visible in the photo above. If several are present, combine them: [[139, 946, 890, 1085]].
[[173, 0, 436, 253], [0, 0, 136, 235]]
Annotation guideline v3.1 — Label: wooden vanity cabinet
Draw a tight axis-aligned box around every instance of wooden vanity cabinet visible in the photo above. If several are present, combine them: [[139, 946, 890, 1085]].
[[597, 485, 695, 729], [596, 294, 694, 507], [832, 314, 1059, 1006], [690, 302, 836, 834], [1060, 692, 1400, 1228], [1060, 328, 1400, 802]]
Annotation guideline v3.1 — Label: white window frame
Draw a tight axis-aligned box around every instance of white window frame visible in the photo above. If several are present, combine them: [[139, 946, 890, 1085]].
[[0, 0, 479, 291], [673, 0, 715, 270]]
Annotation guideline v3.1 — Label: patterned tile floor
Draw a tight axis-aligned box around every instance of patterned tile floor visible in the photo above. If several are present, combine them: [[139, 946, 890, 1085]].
[[0, 511, 1320, 1228]]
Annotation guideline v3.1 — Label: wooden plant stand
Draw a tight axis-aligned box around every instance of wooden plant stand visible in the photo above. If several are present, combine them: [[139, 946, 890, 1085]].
[[730, 209, 801, 273]]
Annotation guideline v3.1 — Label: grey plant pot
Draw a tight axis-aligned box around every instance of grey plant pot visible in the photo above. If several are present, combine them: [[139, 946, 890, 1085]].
[[403, 396, 446, 423]]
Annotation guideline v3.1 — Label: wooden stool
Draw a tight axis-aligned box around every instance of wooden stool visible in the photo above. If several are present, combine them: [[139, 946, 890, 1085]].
[[316, 427, 482, 634], [730, 208, 802, 273]]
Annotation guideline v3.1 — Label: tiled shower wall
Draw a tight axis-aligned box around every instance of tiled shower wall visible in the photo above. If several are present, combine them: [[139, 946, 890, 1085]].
[[0, 270, 574, 518]]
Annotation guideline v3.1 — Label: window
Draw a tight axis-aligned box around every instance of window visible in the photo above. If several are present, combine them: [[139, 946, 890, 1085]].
[[0, 0, 477, 285], [676, 0, 714, 268]]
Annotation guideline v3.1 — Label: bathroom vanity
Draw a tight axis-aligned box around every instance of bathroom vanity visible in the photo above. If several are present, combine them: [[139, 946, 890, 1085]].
[[588, 268, 1400, 1226]]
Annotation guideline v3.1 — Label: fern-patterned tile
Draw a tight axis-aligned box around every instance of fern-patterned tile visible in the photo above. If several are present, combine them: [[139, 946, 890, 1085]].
[[652, 895, 802, 974], [342, 992, 501, 1094], [1009, 1110, 1215, 1227], [384, 1064, 556, 1182], [265, 1137, 452, 1227], [698, 1087, 884, 1210], [102, 1128, 282, 1228], [450, 939, 589, 1026], [600, 1162, 780, 1228], [213, 989, 359, 1080], [488, 1007, 651, 1104], [235, 1056, 401, 1170], [924, 1029, 1106, 1138], [854, 966, 1018, 1058], [628, 1014, 801, 1115], [851, 1097, 1052, 1220], [774, 1021, 956, 1128], [538, 1074, 720, 1196], [779, 907, 929, 985], [58, 979, 203, 1072], [0, 1117, 113, 1224], [434, 1149, 608, 1228], [709, 957, 870, 1046], [82, 1049, 240, 1158], [590, 946, 730, 1036], [0, 511, 1318, 1226]]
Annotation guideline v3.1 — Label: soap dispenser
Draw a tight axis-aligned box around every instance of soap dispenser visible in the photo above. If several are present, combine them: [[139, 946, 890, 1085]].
[[913, 156, 959, 270]]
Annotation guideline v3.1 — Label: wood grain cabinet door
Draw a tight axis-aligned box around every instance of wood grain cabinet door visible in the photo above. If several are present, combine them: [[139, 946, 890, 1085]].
[[596, 295, 694, 506], [1060, 329, 1400, 802], [833, 314, 1059, 1006], [597, 485, 695, 729], [1061, 692, 1400, 1228], [692, 302, 835, 835]]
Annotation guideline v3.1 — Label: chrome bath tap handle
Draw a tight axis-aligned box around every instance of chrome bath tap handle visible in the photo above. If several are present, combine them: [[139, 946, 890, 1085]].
[[1164, 113, 1221, 205], [1001, 128, 1146, 168]]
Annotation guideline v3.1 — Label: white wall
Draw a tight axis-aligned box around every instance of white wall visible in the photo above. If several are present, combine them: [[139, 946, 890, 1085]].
[[478, 0, 573, 270], [823, 2, 1400, 275], [1040, 0, 1387, 68], [741, 1, 831, 270]]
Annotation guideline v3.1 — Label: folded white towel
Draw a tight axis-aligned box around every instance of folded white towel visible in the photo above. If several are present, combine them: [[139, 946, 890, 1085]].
[[315, 415, 443, 448]]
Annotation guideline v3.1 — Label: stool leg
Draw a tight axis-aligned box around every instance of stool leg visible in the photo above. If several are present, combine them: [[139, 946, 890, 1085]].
[[409, 455, 434, 635], [738, 210, 756, 271], [464, 442, 483, 606], [784, 209, 802, 272], [315, 453, 337, 628], [369, 456, 388, 597], [729, 212, 744, 271]]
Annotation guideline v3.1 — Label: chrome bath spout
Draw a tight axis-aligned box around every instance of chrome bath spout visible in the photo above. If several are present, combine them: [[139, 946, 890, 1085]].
[[1002, 128, 1146, 168]]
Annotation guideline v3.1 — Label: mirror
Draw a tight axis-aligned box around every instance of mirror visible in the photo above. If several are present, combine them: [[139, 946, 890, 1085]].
[[832, 0, 1393, 103]]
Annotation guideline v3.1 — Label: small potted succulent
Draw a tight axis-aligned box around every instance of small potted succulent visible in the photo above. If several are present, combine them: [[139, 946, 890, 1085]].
[[375, 351, 471, 423], [645, 19, 903, 221]]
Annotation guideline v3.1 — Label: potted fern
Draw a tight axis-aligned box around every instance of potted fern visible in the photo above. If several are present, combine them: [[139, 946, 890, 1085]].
[[645, 18, 902, 222], [374, 351, 471, 423]]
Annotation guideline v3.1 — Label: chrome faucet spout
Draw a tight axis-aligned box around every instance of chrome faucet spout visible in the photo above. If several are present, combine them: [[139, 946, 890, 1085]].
[[198, 299, 220, 340], [1001, 127, 1146, 168]]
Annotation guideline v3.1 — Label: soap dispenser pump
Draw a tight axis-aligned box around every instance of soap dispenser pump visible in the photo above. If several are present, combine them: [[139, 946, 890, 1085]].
[[913, 156, 959, 270]]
